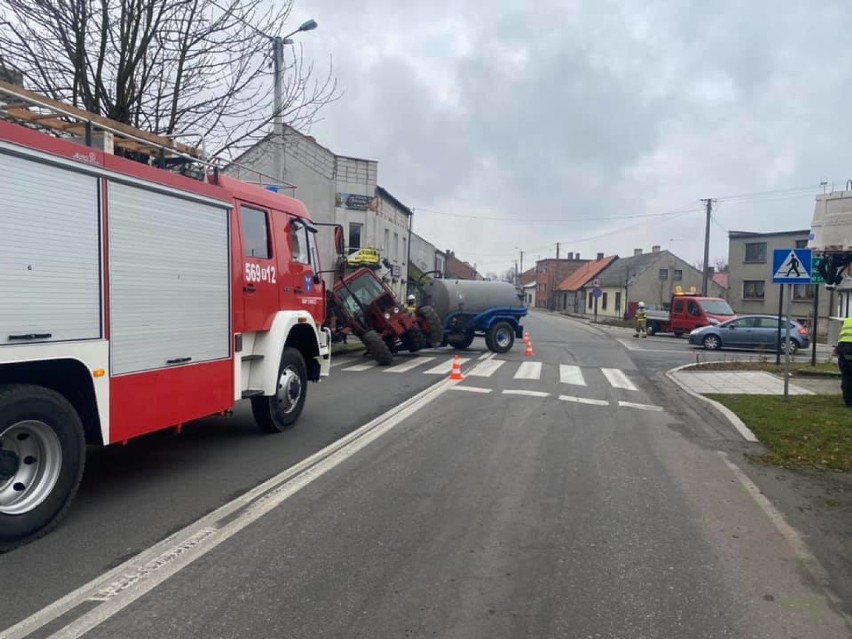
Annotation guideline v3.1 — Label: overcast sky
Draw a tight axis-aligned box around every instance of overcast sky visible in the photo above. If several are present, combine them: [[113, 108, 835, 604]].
[[286, 0, 852, 275]]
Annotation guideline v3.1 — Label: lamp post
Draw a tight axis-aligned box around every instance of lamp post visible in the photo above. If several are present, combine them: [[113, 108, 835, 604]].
[[271, 19, 318, 183]]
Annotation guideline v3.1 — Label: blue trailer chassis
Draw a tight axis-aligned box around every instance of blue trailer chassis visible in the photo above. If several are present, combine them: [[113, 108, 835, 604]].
[[442, 306, 528, 353]]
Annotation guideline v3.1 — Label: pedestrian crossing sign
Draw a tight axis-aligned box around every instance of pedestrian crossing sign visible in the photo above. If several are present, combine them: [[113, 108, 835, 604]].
[[772, 248, 812, 284]]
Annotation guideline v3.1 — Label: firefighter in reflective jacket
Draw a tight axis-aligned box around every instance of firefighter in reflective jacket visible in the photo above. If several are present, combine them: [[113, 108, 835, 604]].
[[405, 294, 417, 315], [835, 317, 852, 407], [634, 301, 648, 338]]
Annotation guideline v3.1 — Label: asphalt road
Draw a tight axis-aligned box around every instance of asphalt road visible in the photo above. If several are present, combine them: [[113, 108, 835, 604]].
[[1, 312, 849, 638]]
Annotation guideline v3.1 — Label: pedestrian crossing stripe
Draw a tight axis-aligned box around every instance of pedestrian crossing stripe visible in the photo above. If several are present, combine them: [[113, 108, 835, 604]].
[[341, 357, 640, 391]]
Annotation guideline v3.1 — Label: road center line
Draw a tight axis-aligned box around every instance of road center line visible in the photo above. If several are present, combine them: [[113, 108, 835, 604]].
[[0, 377, 459, 639]]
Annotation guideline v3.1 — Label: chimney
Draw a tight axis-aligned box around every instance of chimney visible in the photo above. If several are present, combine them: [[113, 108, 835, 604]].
[[575, 252, 580, 259], [566, 252, 574, 260], [597, 252, 604, 261], [652, 245, 661, 253], [634, 248, 643, 257], [708, 266, 715, 275]]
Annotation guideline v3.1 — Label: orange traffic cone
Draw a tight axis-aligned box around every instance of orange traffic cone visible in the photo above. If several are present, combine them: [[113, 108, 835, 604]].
[[523, 331, 530, 344], [449, 355, 465, 381], [525, 338, 536, 357]]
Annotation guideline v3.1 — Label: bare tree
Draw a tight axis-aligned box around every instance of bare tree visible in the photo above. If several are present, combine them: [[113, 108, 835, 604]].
[[0, 0, 338, 159]]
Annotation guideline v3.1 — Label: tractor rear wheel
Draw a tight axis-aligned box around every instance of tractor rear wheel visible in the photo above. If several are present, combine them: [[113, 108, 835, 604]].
[[448, 332, 474, 350], [363, 330, 394, 366], [416, 306, 444, 347]]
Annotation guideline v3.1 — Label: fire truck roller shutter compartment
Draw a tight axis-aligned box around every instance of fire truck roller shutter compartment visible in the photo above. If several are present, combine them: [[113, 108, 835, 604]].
[[108, 182, 231, 375], [0, 152, 102, 345]]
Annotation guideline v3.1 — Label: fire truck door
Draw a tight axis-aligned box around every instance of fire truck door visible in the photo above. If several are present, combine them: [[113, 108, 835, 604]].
[[238, 204, 279, 331], [284, 218, 325, 324]]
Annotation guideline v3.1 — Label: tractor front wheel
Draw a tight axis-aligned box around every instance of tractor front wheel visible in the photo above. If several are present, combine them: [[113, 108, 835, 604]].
[[363, 330, 394, 366], [402, 327, 427, 353]]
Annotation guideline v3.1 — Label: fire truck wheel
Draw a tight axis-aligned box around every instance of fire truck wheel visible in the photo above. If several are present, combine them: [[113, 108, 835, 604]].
[[0, 385, 85, 552], [416, 306, 444, 347], [402, 327, 426, 353], [645, 323, 657, 337], [362, 330, 394, 366], [485, 321, 515, 354], [252, 348, 308, 433]]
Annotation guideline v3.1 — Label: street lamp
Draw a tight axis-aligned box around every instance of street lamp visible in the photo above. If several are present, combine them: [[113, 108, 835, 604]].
[[271, 19, 318, 182]]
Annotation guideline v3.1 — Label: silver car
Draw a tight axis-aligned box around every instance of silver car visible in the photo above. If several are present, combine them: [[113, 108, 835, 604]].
[[688, 314, 810, 354]]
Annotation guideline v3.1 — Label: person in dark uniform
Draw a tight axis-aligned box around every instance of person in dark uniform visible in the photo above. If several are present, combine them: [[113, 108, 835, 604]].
[[834, 317, 852, 407]]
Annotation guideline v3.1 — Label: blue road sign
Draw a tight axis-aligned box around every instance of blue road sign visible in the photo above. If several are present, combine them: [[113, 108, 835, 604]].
[[592, 287, 602, 299], [772, 248, 812, 284]]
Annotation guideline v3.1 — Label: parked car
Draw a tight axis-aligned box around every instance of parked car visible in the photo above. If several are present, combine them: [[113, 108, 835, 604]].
[[688, 315, 810, 354]]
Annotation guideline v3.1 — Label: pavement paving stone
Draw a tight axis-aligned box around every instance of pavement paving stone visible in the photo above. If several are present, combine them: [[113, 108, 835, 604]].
[[673, 370, 815, 395]]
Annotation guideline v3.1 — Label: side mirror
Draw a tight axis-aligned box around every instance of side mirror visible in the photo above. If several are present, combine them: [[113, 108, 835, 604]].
[[334, 227, 344, 257], [313, 274, 322, 285]]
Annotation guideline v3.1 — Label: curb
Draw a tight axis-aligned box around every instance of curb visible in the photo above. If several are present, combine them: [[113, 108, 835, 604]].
[[665, 363, 759, 443]]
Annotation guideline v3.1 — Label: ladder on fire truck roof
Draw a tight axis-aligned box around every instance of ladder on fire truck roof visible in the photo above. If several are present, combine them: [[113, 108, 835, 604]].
[[0, 79, 207, 167]]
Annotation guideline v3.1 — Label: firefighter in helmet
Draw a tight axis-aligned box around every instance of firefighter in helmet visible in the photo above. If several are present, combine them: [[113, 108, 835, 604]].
[[405, 294, 417, 315], [634, 301, 648, 338], [834, 316, 852, 407]]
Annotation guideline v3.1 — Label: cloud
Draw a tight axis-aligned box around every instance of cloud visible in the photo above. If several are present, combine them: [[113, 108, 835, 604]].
[[287, 0, 852, 270]]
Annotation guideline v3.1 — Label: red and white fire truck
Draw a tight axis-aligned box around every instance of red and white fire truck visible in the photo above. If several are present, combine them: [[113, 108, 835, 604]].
[[0, 83, 331, 549]]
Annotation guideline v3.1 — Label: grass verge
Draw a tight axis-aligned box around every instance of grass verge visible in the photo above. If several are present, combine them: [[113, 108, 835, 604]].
[[706, 394, 852, 470]]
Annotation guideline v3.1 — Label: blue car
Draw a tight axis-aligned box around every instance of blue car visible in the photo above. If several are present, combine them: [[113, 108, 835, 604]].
[[688, 314, 810, 355]]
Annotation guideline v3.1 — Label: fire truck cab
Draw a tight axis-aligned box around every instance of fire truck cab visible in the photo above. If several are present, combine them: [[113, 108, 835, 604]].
[[0, 87, 330, 550]]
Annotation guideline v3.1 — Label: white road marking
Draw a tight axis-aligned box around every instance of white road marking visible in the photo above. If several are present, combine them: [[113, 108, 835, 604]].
[[468, 359, 505, 378], [449, 385, 492, 394], [558, 395, 609, 406], [0, 380, 455, 639], [559, 365, 586, 386], [383, 357, 436, 373], [424, 358, 470, 375], [477, 351, 491, 360], [341, 362, 376, 372], [502, 389, 550, 398], [513, 361, 542, 380], [618, 400, 664, 412], [601, 368, 638, 391]]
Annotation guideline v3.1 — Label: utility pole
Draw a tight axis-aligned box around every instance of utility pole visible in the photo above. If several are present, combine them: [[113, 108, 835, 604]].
[[700, 198, 714, 296], [271, 36, 284, 184], [519, 250, 524, 276]]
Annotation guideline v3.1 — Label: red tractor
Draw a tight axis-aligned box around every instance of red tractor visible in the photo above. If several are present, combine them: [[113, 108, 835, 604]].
[[328, 267, 443, 365]]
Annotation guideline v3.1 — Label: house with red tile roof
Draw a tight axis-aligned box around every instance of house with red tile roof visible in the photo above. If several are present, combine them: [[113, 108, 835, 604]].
[[555, 254, 618, 313]]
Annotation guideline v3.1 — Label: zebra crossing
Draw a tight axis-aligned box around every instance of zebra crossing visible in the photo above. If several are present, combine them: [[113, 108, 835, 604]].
[[340, 356, 639, 391]]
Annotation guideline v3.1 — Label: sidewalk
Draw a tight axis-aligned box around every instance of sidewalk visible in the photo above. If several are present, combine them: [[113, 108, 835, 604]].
[[670, 370, 821, 395]]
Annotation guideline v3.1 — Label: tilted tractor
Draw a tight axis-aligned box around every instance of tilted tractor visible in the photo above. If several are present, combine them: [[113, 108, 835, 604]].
[[327, 266, 443, 365]]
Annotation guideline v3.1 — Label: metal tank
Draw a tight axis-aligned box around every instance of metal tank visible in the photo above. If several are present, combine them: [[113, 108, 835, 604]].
[[424, 279, 525, 319]]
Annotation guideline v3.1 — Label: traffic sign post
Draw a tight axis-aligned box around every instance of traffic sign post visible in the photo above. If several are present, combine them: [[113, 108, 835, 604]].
[[772, 248, 812, 401], [592, 286, 601, 323]]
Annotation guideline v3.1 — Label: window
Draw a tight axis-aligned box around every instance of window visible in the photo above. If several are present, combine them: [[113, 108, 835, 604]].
[[743, 280, 765, 299], [402, 237, 407, 265], [394, 232, 399, 259], [793, 283, 814, 300], [241, 207, 270, 259], [588, 292, 593, 308], [384, 229, 390, 254], [744, 242, 767, 263], [290, 223, 310, 265], [673, 299, 684, 314], [756, 317, 781, 329], [602, 292, 608, 310], [673, 269, 683, 281], [349, 222, 363, 250], [615, 291, 622, 312], [795, 239, 808, 248], [687, 300, 701, 317], [659, 268, 668, 280]]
